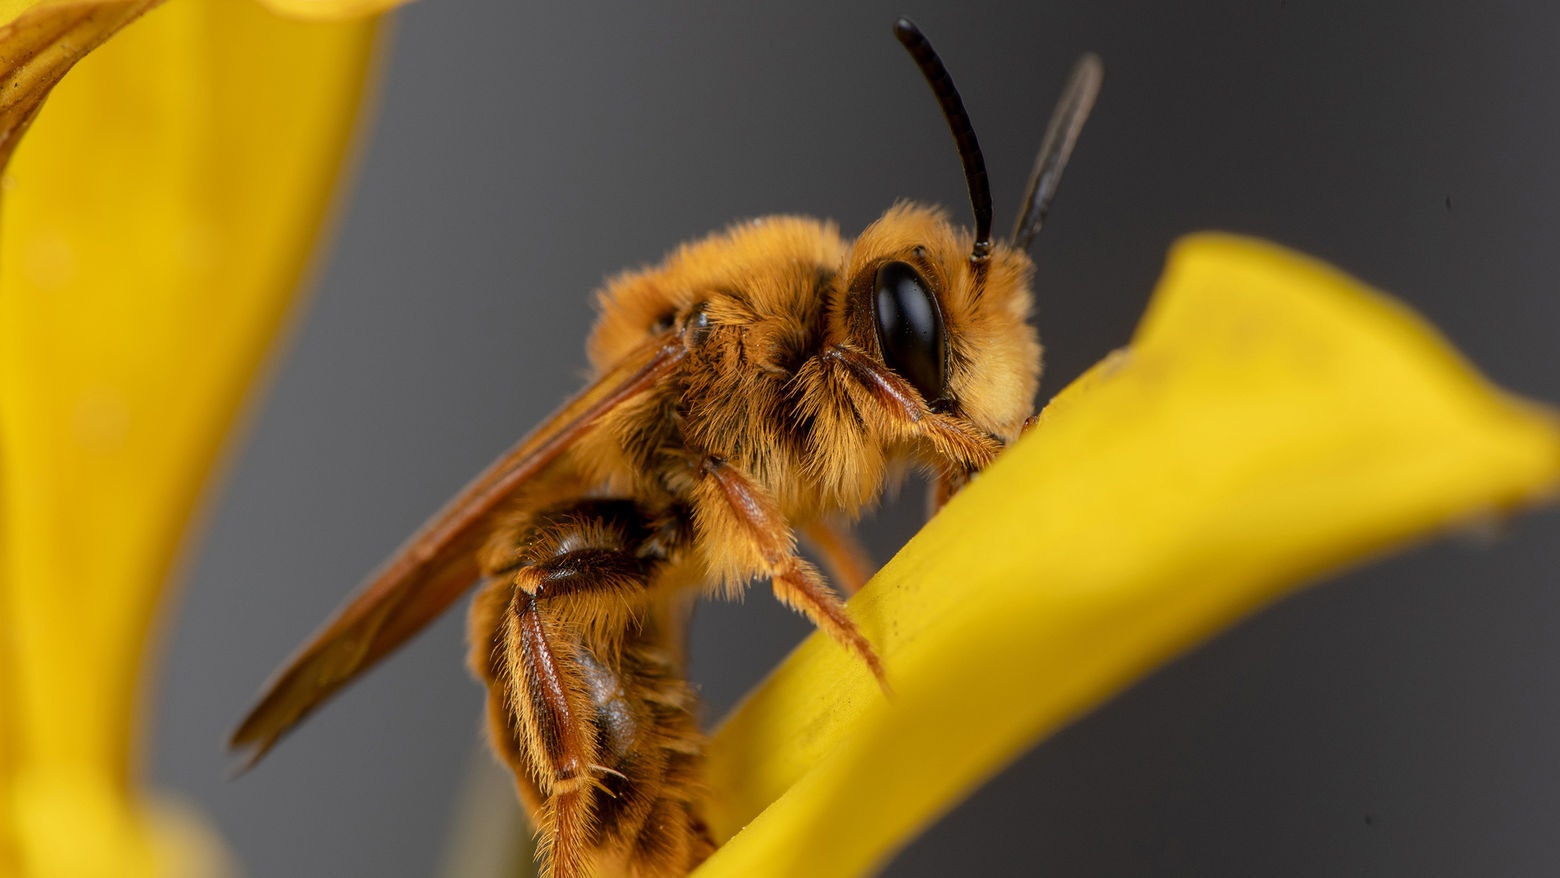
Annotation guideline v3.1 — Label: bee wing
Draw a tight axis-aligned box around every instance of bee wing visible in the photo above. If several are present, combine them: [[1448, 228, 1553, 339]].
[[231, 334, 685, 768]]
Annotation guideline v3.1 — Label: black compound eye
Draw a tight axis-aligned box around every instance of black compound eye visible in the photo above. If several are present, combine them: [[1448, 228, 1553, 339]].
[[872, 260, 947, 402]]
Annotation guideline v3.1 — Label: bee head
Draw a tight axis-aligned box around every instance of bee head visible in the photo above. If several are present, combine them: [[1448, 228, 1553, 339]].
[[826, 20, 1097, 445], [838, 203, 1040, 445]]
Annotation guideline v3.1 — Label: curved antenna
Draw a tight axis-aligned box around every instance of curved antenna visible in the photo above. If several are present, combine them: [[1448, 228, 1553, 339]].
[[1011, 53, 1103, 252], [893, 18, 994, 263]]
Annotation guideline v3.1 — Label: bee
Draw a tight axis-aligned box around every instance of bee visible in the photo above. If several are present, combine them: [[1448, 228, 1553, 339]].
[[233, 18, 1101, 878]]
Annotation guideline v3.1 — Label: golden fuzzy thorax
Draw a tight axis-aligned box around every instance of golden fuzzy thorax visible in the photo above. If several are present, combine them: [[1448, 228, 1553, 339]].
[[584, 204, 1041, 535]]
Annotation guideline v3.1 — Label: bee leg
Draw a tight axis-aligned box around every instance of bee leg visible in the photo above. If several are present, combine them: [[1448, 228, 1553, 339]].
[[500, 587, 601, 878], [826, 344, 1001, 472], [929, 467, 975, 516], [698, 458, 887, 688], [800, 518, 875, 596], [469, 501, 711, 878], [772, 562, 889, 690], [927, 414, 1034, 514]]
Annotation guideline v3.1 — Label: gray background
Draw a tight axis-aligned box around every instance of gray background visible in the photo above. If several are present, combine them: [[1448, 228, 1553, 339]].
[[152, 2, 1560, 876]]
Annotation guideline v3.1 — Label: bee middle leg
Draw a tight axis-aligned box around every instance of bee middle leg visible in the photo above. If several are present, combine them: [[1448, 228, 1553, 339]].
[[800, 517, 875, 596], [468, 500, 710, 878], [696, 458, 887, 686]]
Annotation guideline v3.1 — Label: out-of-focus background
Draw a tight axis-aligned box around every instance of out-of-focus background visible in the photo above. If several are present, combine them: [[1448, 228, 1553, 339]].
[[152, 2, 1560, 875]]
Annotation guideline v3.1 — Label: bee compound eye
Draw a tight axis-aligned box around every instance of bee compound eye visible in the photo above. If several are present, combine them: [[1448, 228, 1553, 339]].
[[871, 260, 947, 402]]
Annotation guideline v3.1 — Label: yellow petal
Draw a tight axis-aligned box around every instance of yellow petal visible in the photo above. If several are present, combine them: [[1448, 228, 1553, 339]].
[[697, 234, 1560, 876], [0, 0, 379, 873], [0, 0, 163, 170], [248, 0, 407, 23]]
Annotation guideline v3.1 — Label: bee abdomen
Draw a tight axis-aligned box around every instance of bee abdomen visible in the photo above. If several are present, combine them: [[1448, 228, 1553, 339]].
[[586, 629, 714, 874]]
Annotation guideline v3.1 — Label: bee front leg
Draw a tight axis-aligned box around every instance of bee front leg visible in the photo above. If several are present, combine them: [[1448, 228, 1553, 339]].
[[826, 344, 1000, 519], [825, 344, 1002, 472], [695, 457, 887, 687]]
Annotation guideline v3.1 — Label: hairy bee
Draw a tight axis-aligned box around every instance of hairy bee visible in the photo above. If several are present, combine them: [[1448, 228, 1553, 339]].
[[233, 18, 1101, 878]]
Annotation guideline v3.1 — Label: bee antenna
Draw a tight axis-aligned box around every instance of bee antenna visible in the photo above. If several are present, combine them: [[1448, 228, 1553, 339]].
[[1011, 53, 1103, 252], [893, 18, 993, 264]]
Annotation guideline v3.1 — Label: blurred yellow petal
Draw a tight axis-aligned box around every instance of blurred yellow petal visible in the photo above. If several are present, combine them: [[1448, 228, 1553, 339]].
[[249, 0, 406, 24], [698, 234, 1560, 876], [0, 0, 380, 874], [0, 0, 162, 171]]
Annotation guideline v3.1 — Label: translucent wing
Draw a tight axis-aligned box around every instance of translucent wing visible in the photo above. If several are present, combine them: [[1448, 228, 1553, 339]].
[[230, 334, 685, 767]]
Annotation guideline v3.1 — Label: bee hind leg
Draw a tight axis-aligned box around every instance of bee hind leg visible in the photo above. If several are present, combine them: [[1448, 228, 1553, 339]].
[[502, 590, 601, 878], [468, 499, 710, 878]]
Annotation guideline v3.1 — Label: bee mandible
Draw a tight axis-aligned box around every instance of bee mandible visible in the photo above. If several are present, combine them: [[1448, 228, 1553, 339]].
[[233, 18, 1102, 878]]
